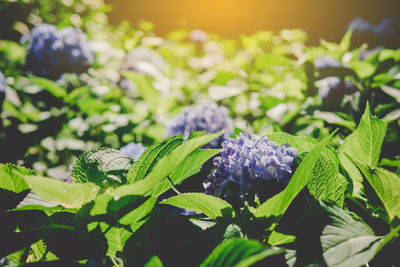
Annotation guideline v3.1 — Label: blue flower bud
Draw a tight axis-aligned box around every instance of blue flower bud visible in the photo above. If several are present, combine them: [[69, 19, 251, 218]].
[[25, 24, 93, 79], [0, 71, 6, 110], [204, 133, 297, 205], [165, 102, 234, 148], [314, 56, 341, 70], [0, 71, 6, 94], [120, 142, 147, 161]]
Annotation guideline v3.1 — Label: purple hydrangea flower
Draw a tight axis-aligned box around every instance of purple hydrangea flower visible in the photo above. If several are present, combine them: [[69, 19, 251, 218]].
[[204, 133, 297, 205], [347, 17, 374, 33], [25, 24, 93, 79], [165, 102, 234, 148], [0, 71, 5, 94], [0, 71, 6, 109], [120, 142, 147, 161], [317, 77, 358, 101], [314, 56, 341, 70], [374, 18, 396, 37]]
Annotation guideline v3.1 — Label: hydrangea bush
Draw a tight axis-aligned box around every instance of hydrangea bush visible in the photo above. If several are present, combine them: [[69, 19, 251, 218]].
[[166, 102, 234, 148], [0, 2, 400, 266], [24, 24, 94, 79], [204, 133, 297, 206]]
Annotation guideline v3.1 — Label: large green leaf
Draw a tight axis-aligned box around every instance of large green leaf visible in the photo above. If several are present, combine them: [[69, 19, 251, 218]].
[[127, 136, 184, 183], [354, 161, 400, 222], [27, 75, 67, 98], [339, 103, 387, 190], [308, 149, 348, 207], [160, 193, 234, 221], [71, 147, 133, 186], [0, 164, 33, 193], [75, 192, 154, 256], [23, 175, 99, 209], [254, 132, 334, 224], [320, 202, 384, 267], [0, 164, 34, 211], [151, 149, 220, 195], [113, 131, 223, 198], [200, 238, 284, 267], [267, 133, 348, 206]]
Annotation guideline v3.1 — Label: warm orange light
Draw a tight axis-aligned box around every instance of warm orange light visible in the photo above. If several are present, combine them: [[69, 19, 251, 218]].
[[107, 0, 400, 43]]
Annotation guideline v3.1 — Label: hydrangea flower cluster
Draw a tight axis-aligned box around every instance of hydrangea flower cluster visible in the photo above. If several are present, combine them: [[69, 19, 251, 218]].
[[317, 77, 358, 101], [313, 56, 358, 102], [120, 142, 147, 161], [204, 133, 297, 205], [25, 24, 93, 79], [0, 71, 6, 109], [165, 102, 234, 148], [0, 71, 5, 94], [347, 17, 397, 48], [314, 56, 341, 70]]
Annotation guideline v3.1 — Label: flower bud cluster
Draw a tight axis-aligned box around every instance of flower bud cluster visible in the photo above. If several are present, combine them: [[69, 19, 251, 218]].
[[204, 133, 297, 205], [165, 102, 234, 148], [25, 24, 93, 79]]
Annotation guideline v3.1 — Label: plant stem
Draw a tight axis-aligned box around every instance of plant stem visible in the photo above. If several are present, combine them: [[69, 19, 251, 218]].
[[110, 256, 120, 267]]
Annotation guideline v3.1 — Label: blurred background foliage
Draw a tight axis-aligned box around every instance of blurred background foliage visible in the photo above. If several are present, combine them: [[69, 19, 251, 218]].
[[0, 0, 399, 180]]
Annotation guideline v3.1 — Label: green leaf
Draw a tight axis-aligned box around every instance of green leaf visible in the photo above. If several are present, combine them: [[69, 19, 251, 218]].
[[267, 132, 317, 154], [104, 226, 133, 257], [0, 164, 33, 193], [267, 231, 296, 246], [127, 136, 184, 183], [119, 197, 157, 225], [339, 103, 387, 191], [75, 193, 153, 256], [122, 71, 159, 112], [267, 133, 348, 206], [151, 149, 220, 195], [339, 29, 353, 52], [114, 131, 223, 198], [23, 175, 99, 209], [0, 164, 35, 211], [200, 238, 284, 267], [72, 147, 133, 186], [307, 149, 348, 207], [313, 110, 356, 131], [255, 132, 334, 224], [354, 163, 400, 222], [144, 256, 163, 267], [160, 193, 234, 220], [320, 202, 384, 267], [349, 61, 376, 79], [27, 75, 67, 98]]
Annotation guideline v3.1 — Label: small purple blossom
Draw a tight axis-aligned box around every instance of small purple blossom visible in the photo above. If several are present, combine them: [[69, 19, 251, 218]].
[[165, 102, 234, 148], [314, 56, 341, 69], [204, 133, 297, 205], [0, 71, 5, 94], [25, 24, 93, 79], [347, 17, 374, 33], [0, 71, 6, 110], [120, 142, 147, 161]]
